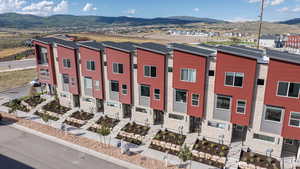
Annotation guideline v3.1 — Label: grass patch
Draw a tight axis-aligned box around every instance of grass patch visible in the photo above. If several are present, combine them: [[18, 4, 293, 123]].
[[0, 68, 36, 91], [0, 47, 30, 59]]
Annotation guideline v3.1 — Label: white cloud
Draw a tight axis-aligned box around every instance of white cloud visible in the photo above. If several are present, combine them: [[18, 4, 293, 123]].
[[277, 6, 289, 12], [82, 3, 96, 12], [270, 0, 284, 6], [248, 0, 285, 6], [0, 0, 26, 13], [125, 9, 136, 15], [292, 7, 300, 12], [193, 8, 200, 12], [21, 0, 68, 16]]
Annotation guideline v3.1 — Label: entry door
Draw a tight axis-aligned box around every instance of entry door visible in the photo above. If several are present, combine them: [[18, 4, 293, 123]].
[[96, 99, 103, 112], [154, 110, 164, 125], [123, 104, 132, 119], [73, 95, 80, 107], [190, 116, 201, 133]]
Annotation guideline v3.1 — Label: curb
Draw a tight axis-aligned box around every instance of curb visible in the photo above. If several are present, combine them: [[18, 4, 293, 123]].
[[0, 66, 36, 73], [10, 123, 145, 169]]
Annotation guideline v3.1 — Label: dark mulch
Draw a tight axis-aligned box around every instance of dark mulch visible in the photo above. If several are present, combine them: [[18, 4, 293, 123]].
[[153, 130, 186, 145], [71, 111, 94, 121], [3, 99, 30, 112], [240, 151, 280, 169], [149, 143, 179, 156], [42, 100, 71, 115], [193, 139, 229, 157], [121, 122, 150, 136], [64, 120, 85, 128], [115, 135, 142, 145], [24, 95, 45, 107], [34, 111, 59, 121]]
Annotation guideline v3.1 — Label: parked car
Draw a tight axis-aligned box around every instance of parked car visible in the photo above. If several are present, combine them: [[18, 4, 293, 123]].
[[30, 79, 41, 87]]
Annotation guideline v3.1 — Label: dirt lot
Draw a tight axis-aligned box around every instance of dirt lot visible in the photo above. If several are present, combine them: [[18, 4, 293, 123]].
[[0, 68, 36, 91]]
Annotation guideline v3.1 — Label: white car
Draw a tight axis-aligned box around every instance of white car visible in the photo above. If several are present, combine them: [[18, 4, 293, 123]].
[[30, 79, 41, 87]]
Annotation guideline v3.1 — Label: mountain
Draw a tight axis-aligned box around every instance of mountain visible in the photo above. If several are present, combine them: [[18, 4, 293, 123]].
[[0, 13, 226, 29], [279, 18, 300, 25]]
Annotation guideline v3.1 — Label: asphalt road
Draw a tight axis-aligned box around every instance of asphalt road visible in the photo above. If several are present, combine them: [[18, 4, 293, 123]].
[[0, 59, 35, 71], [0, 125, 127, 169], [0, 84, 31, 100]]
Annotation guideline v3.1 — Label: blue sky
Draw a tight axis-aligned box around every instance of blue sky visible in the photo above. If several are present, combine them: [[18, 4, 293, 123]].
[[0, 0, 299, 21]]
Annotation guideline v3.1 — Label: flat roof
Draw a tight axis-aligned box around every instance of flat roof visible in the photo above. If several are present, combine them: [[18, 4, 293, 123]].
[[231, 45, 264, 53], [102, 41, 136, 53], [78, 41, 104, 51], [266, 49, 300, 65], [135, 42, 170, 55], [216, 45, 263, 61], [33, 37, 79, 49], [170, 43, 215, 57]]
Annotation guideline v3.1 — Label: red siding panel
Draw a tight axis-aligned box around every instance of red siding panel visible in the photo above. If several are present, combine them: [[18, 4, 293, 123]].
[[105, 48, 132, 104], [173, 50, 207, 117], [80, 46, 105, 99], [215, 52, 257, 126], [137, 49, 165, 111], [264, 59, 300, 140]]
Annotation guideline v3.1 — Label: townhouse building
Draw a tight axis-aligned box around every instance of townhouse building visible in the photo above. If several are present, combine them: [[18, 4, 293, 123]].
[[32, 37, 300, 161]]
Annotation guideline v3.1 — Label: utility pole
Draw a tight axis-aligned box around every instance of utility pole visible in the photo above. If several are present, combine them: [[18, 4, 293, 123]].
[[257, 0, 265, 49]]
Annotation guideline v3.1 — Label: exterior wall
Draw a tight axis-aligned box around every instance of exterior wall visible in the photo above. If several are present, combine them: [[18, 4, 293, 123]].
[[260, 39, 275, 48], [286, 35, 300, 49], [164, 57, 190, 134], [215, 51, 257, 126], [57, 45, 80, 95], [80, 46, 105, 99], [105, 48, 132, 105], [137, 49, 166, 111], [172, 50, 206, 117], [34, 42, 56, 85], [264, 59, 300, 140], [201, 57, 232, 145]]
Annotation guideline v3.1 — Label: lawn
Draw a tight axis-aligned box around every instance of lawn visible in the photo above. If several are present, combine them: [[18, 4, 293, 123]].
[[0, 68, 36, 91], [0, 47, 30, 58]]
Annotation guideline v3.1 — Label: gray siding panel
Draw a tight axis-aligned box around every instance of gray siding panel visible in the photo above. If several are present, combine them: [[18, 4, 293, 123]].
[[173, 101, 187, 113], [213, 108, 231, 121], [110, 91, 119, 101], [260, 107, 283, 135], [140, 96, 150, 107]]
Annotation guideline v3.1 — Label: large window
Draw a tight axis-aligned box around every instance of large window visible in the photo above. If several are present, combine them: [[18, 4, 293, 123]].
[[289, 112, 300, 127], [38, 47, 48, 65], [225, 72, 244, 87], [154, 89, 160, 100], [175, 89, 187, 103], [180, 68, 196, 82], [140, 85, 150, 97], [122, 84, 127, 95], [253, 133, 275, 143], [144, 66, 157, 78], [62, 74, 69, 84], [191, 94, 200, 107], [216, 95, 231, 110], [63, 58, 71, 68], [111, 80, 119, 92], [112, 63, 123, 74], [277, 81, 300, 98], [87, 60, 95, 71], [84, 77, 93, 89], [236, 100, 246, 114], [264, 106, 283, 122]]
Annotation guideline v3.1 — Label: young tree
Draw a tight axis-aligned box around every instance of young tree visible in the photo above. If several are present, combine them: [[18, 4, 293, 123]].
[[97, 126, 111, 147], [177, 144, 192, 169], [41, 112, 50, 125]]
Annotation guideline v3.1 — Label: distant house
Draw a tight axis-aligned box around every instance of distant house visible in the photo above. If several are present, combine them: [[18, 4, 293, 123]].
[[259, 34, 285, 48]]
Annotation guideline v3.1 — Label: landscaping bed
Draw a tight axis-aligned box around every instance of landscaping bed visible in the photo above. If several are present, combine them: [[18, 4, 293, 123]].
[[42, 99, 71, 115], [24, 95, 45, 107], [116, 122, 150, 145], [239, 151, 280, 169], [88, 116, 120, 133], [3, 99, 30, 112], [149, 130, 186, 156], [191, 139, 229, 168], [34, 111, 59, 121], [63, 111, 94, 128]]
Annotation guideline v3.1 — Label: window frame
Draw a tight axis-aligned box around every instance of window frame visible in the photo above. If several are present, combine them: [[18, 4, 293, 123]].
[[62, 74, 69, 84], [276, 81, 300, 99], [236, 99, 246, 114], [224, 72, 244, 88], [110, 80, 119, 92], [175, 89, 187, 103], [191, 93, 200, 107], [112, 62, 124, 74], [264, 105, 283, 123], [86, 60, 96, 71], [215, 95, 231, 111], [63, 58, 71, 68], [180, 68, 197, 83], [84, 77, 93, 89], [154, 88, 160, 100], [140, 85, 150, 97], [122, 84, 128, 95], [289, 111, 300, 128], [144, 65, 157, 78]]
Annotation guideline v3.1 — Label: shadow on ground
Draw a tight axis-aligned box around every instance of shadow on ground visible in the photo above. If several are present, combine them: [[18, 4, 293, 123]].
[[0, 154, 35, 169]]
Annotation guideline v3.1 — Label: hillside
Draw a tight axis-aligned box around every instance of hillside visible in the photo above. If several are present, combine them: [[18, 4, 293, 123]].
[[0, 13, 225, 29], [279, 18, 300, 25]]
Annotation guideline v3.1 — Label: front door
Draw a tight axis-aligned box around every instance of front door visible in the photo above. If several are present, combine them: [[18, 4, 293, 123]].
[[154, 110, 164, 125], [122, 104, 131, 119], [189, 116, 201, 133], [73, 95, 80, 107], [231, 124, 247, 142], [96, 99, 104, 112]]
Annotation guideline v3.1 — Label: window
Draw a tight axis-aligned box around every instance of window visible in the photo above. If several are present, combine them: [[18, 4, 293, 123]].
[[284, 139, 295, 145], [289, 112, 300, 127], [264, 106, 283, 122], [40, 69, 49, 76], [84, 77, 93, 89], [87, 60, 95, 71], [236, 100, 246, 114], [111, 80, 119, 92], [63, 58, 71, 68], [175, 89, 187, 103], [208, 70, 215, 76], [154, 89, 160, 100], [216, 95, 231, 110], [83, 97, 93, 102], [62, 74, 69, 84], [122, 84, 127, 95], [144, 66, 157, 77], [253, 133, 275, 143], [107, 102, 119, 108], [168, 67, 173, 72], [38, 47, 48, 65], [94, 80, 100, 90], [257, 79, 265, 85], [277, 81, 300, 98], [225, 72, 244, 87], [169, 113, 184, 120], [208, 121, 226, 129], [180, 68, 196, 82], [140, 85, 150, 97], [112, 63, 123, 74], [136, 107, 147, 113], [191, 94, 200, 106]]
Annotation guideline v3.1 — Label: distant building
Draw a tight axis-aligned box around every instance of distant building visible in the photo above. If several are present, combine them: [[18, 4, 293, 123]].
[[285, 34, 300, 53], [259, 34, 285, 48]]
